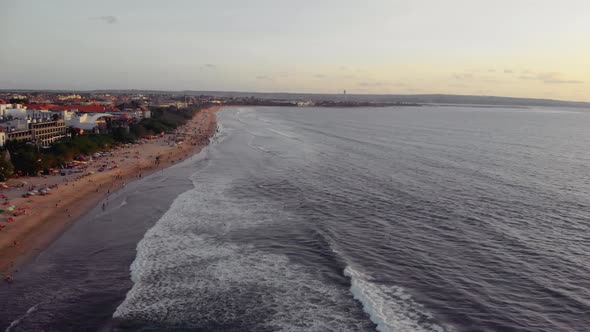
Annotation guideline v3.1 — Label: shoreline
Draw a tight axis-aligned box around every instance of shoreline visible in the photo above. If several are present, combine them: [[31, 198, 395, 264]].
[[0, 106, 220, 277]]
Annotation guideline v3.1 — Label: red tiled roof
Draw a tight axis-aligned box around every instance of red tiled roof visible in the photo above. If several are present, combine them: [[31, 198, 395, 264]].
[[81, 105, 120, 112], [24, 103, 56, 110], [0, 99, 8, 104], [23, 103, 119, 112]]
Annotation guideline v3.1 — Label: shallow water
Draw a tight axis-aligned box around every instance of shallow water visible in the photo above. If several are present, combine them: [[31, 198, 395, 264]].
[[2, 105, 590, 331], [0, 154, 201, 331]]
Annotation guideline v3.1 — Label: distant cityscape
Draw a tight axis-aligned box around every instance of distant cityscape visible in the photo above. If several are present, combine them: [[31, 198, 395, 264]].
[[1, 89, 589, 150], [0, 90, 418, 149]]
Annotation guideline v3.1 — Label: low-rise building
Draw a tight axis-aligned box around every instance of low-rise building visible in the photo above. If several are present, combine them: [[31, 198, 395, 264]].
[[1, 119, 29, 131], [1, 118, 67, 147], [7, 128, 33, 143], [0, 130, 6, 147], [30, 119, 67, 146], [66, 113, 113, 133]]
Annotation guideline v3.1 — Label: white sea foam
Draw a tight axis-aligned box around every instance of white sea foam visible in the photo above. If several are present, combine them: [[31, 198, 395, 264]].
[[118, 232, 375, 331], [344, 266, 447, 332], [118, 197, 128, 207], [115, 197, 373, 331], [114, 135, 374, 330], [5, 303, 40, 332], [115, 107, 447, 331], [267, 128, 300, 140]]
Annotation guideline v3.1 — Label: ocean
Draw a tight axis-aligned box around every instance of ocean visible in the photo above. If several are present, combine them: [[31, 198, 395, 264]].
[[1, 105, 589, 332]]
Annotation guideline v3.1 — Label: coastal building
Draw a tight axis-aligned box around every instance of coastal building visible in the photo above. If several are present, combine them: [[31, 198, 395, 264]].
[[0, 119, 29, 131], [0, 103, 64, 123], [7, 128, 33, 143], [0, 130, 6, 147], [57, 94, 82, 101], [297, 100, 315, 107], [30, 119, 67, 146], [111, 110, 150, 121], [0, 102, 13, 114], [24, 103, 119, 114], [151, 101, 188, 108], [0, 103, 27, 119], [66, 113, 113, 133], [1, 118, 67, 147]]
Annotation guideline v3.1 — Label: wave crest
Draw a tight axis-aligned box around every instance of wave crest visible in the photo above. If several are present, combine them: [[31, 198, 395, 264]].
[[344, 266, 448, 332]]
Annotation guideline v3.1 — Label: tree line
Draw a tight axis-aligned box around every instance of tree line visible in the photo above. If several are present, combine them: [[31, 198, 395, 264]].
[[0, 106, 201, 180]]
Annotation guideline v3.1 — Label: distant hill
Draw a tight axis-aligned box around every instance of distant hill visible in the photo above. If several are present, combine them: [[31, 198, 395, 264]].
[[182, 92, 590, 108], [3, 89, 590, 108]]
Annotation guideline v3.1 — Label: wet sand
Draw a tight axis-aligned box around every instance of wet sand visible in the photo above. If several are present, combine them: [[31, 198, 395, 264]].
[[0, 106, 219, 276]]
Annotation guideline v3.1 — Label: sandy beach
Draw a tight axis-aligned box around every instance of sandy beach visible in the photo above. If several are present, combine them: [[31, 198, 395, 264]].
[[0, 106, 219, 277]]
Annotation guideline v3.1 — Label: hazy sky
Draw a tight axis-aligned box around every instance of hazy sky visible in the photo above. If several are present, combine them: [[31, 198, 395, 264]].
[[1, 0, 589, 101]]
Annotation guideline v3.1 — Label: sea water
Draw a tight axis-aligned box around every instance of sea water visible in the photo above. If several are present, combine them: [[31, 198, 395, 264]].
[[3, 106, 590, 331]]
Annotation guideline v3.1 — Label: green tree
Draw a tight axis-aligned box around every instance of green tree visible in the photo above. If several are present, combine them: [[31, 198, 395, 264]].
[[9, 98, 28, 104], [0, 151, 14, 181]]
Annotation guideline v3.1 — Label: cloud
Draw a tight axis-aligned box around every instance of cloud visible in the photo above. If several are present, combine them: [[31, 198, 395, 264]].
[[518, 75, 535, 80], [504, 69, 513, 74], [200, 64, 217, 71], [452, 73, 474, 80], [488, 69, 496, 73], [544, 79, 584, 84], [466, 69, 481, 73], [341, 74, 358, 80], [357, 81, 405, 87], [313, 74, 327, 79], [256, 75, 272, 80], [90, 16, 118, 24], [519, 72, 583, 84], [358, 82, 383, 87], [448, 83, 468, 88]]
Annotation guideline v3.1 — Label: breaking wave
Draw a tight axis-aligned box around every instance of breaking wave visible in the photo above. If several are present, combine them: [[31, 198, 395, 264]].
[[114, 160, 373, 330], [344, 266, 447, 332]]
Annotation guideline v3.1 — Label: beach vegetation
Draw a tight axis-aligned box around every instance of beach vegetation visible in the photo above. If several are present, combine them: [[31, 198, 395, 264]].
[[130, 106, 199, 138], [0, 151, 14, 181], [6, 135, 115, 175], [2, 106, 202, 176]]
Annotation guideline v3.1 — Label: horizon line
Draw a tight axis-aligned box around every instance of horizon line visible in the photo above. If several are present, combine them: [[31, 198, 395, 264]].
[[1, 88, 589, 105]]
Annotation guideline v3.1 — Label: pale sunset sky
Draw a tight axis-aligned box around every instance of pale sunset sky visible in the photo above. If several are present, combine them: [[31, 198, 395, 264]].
[[1, 0, 589, 101]]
